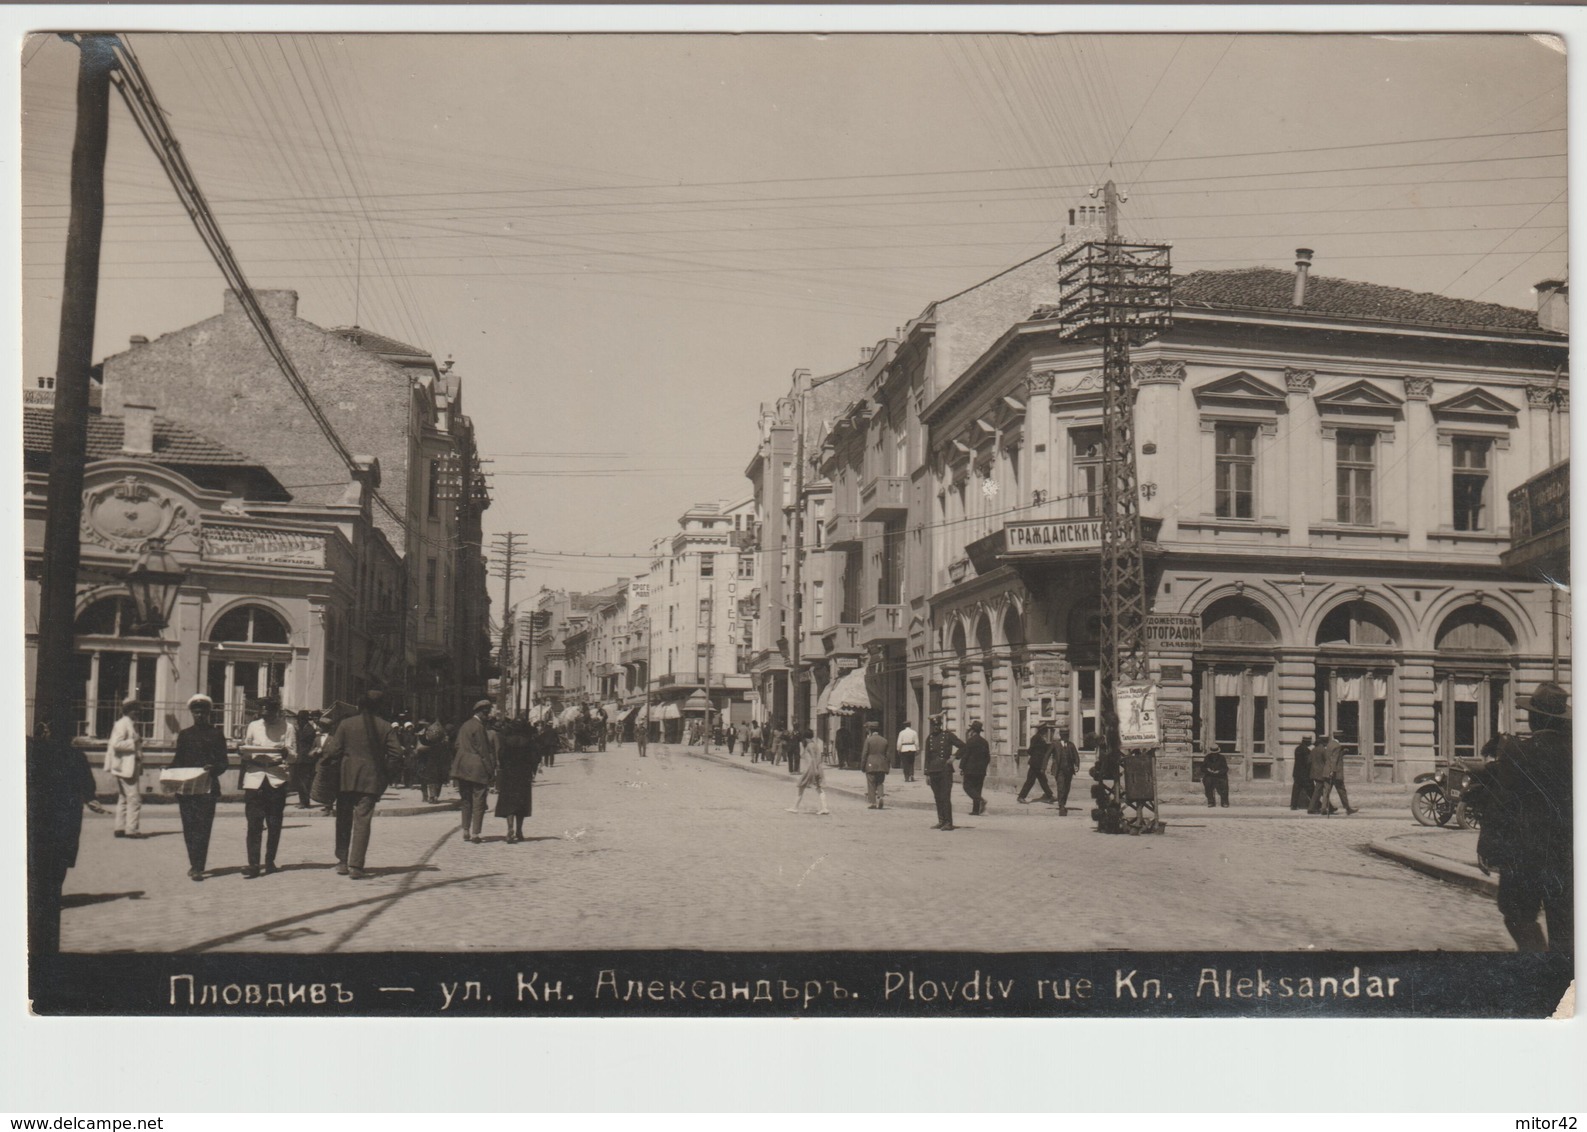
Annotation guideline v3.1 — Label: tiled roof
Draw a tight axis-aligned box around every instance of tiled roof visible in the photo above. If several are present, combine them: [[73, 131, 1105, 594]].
[[331, 325, 431, 358], [22, 407, 262, 466], [1035, 266, 1548, 333]]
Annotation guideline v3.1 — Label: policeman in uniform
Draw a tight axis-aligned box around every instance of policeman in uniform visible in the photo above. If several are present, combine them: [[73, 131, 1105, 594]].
[[923, 714, 965, 831]]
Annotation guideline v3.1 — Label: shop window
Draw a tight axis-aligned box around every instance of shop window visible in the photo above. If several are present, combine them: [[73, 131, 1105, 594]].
[[1071, 427, 1103, 518], [1336, 431, 1376, 525], [1198, 666, 1271, 758], [1452, 437, 1492, 531], [1214, 423, 1256, 519], [75, 596, 158, 639]]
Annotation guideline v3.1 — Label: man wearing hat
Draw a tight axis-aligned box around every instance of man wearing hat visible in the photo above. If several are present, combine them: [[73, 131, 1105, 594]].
[[1018, 721, 1057, 805], [960, 721, 992, 816], [922, 714, 964, 830], [170, 695, 232, 881], [1477, 680, 1573, 952], [452, 699, 499, 843], [1051, 722, 1082, 816], [860, 719, 891, 809], [240, 696, 294, 878], [104, 698, 145, 839]]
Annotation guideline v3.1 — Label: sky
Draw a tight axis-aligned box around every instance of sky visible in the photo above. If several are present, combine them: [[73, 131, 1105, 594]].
[[20, 31, 1567, 612]]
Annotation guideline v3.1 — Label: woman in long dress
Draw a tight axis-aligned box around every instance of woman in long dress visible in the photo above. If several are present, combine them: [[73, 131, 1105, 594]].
[[494, 719, 539, 842], [786, 729, 830, 815]]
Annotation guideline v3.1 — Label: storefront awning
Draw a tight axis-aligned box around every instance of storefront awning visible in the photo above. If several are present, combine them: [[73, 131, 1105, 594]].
[[831, 666, 875, 713], [620, 704, 641, 722], [683, 690, 711, 713], [660, 702, 682, 720], [557, 706, 582, 725], [815, 682, 833, 716], [601, 701, 621, 717]]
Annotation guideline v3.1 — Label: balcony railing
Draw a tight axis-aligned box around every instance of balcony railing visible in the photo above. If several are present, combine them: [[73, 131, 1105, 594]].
[[859, 476, 909, 522], [824, 511, 863, 550], [859, 602, 908, 644]]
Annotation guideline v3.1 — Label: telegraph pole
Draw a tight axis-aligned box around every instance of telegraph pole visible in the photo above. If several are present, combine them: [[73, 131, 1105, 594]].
[[702, 584, 714, 753], [788, 369, 809, 734], [33, 35, 116, 748], [1056, 181, 1172, 835], [489, 532, 525, 715]]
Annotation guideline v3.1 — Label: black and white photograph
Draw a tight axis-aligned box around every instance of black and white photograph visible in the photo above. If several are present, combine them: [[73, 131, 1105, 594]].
[[11, 13, 1579, 1050]]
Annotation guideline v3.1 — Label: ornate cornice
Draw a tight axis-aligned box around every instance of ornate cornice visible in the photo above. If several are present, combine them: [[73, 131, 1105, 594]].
[[1402, 376, 1434, 401], [1284, 368, 1316, 395], [1025, 369, 1056, 397], [1526, 383, 1569, 409], [1133, 359, 1186, 386]]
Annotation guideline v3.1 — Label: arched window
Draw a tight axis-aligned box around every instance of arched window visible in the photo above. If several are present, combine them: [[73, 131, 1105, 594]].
[[75, 596, 158, 639], [210, 604, 289, 645], [1434, 605, 1515, 653], [1193, 597, 1279, 772], [1202, 597, 1279, 646], [1316, 600, 1397, 648]]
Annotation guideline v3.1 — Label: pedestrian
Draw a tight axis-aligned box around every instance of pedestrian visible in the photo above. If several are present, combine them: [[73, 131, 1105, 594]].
[[960, 720, 991, 816], [1202, 743, 1230, 808], [860, 720, 891, 809], [239, 697, 294, 878], [785, 727, 802, 775], [1017, 722, 1057, 804], [288, 710, 318, 809], [1472, 680, 1573, 952], [1051, 723, 1082, 816], [104, 697, 144, 839], [311, 716, 337, 814], [923, 714, 964, 831], [418, 718, 452, 804], [320, 688, 402, 879], [596, 706, 609, 752], [452, 698, 498, 843], [27, 722, 107, 953], [896, 719, 920, 782], [636, 708, 649, 758], [786, 729, 831, 815], [398, 719, 420, 788], [725, 722, 737, 756], [1290, 736, 1313, 810], [542, 718, 557, 768], [1308, 732, 1357, 816], [495, 718, 540, 843], [169, 694, 231, 882]]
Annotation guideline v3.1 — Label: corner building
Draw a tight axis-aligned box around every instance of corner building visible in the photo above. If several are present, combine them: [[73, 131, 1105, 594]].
[[922, 261, 1569, 785]]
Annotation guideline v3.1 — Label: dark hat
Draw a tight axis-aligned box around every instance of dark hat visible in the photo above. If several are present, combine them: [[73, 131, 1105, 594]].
[[968, 720, 983, 732], [1527, 680, 1570, 720]]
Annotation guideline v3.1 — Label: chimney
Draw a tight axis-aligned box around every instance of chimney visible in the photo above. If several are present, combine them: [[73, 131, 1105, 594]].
[[129, 334, 148, 347], [860, 345, 874, 363], [1534, 279, 1569, 334], [1293, 249, 1314, 307], [121, 402, 155, 457]]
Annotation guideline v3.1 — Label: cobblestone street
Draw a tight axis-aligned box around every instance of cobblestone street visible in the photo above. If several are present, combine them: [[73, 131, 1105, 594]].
[[61, 743, 1513, 954]]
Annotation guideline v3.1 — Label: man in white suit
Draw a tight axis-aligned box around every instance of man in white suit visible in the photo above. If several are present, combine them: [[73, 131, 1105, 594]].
[[104, 698, 144, 838]]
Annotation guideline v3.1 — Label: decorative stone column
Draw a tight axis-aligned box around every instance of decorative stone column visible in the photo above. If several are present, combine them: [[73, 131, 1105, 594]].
[[1403, 376, 1434, 551], [1284, 369, 1316, 548], [1025, 368, 1056, 509]]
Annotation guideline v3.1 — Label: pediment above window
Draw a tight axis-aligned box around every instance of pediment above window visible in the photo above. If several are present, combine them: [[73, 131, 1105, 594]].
[[1192, 371, 1287, 410], [1314, 379, 1404, 417], [1430, 387, 1520, 425]]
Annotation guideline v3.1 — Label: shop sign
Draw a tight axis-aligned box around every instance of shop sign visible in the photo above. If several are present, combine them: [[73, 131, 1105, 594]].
[[1003, 517, 1102, 553], [1145, 614, 1202, 650], [201, 525, 325, 568], [1115, 682, 1160, 749], [1029, 659, 1065, 689]]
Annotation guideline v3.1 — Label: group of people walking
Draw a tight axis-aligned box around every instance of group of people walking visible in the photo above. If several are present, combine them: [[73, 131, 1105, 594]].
[[1289, 733, 1359, 816], [100, 690, 562, 884]]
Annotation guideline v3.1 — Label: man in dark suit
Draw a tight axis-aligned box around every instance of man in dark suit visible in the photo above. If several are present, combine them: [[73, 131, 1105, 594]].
[[1051, 724, 1082, 815], [923, 715, 964, 831], [1202, 743, 1230, 807], [1290, 737, 1313, 810], [959, 721, 991, 816], [1017, 722, 1056, 804], [451, 698, 499, 843], [322, 689, 403, 878]]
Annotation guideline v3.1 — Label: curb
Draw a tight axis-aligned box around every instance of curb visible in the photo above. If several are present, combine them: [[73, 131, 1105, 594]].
[[1368, 838, 1497, 896]]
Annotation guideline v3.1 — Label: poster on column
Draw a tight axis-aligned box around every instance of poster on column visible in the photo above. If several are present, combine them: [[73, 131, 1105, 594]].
[[1115, 682, 1161, 748]]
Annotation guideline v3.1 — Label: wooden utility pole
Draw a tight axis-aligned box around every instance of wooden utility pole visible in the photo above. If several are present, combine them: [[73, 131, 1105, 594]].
[[489, 532, 525, 715], [33, 34, 115, 746], [787, 369, 809, 734], [702, 583, 714, 753]]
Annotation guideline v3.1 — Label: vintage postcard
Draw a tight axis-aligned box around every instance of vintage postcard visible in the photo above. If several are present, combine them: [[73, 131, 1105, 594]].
[[17, 24, 1574, 1022]]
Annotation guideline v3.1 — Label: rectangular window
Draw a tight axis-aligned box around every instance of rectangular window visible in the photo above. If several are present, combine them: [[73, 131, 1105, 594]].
[[425, 557, 438, 613], [699, 553, 714, 578], [738, 554, 754, 579], [698, 599, 711, 628], [1214, 423, 1256, 519], [552, 671, 562, 687], [1072, 427, 1103, 517], [1336, 430, 1376, 525], [812, 579, 825, 627], [1452, 437, 1492, 531], [426, 459, 441, 518]]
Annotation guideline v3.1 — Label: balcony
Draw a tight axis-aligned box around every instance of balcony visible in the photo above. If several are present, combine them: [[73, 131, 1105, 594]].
[[820, 621, 863, 658], [858, 475, 909, 522], [799, 629, 826, 661], [824, 510, 863, 550], [859, 602, 908, 645]]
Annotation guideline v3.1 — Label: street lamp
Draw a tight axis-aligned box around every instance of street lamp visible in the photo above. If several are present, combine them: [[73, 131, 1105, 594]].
[[124, 537, 185, 633]]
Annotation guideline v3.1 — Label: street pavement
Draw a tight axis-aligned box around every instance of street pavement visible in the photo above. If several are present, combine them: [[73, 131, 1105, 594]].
[[60, 742, 1513, 953]]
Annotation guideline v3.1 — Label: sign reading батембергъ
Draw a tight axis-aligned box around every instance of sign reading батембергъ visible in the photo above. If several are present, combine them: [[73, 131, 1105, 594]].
[[201, 525, 325, 568], [1004, 517, 1102, 553]]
